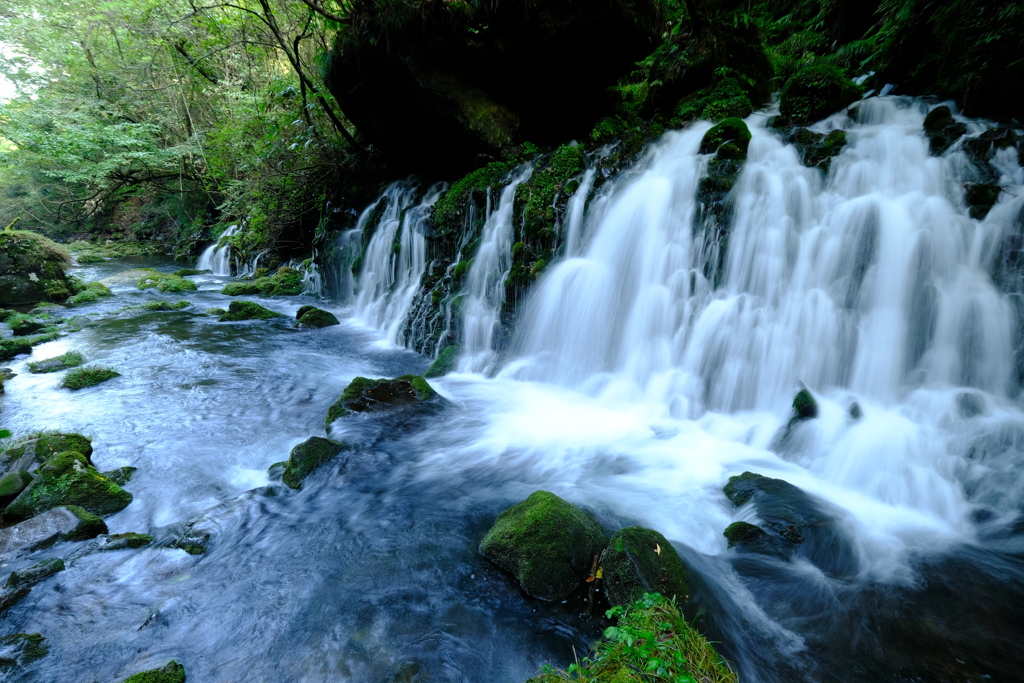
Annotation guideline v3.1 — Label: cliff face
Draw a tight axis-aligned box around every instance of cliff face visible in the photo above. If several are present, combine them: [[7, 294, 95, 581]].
[[324, 0, 665, 176]]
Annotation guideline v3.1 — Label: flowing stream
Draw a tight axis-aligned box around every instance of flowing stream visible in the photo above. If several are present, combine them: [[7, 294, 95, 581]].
[[4, 96, 1024, 682]]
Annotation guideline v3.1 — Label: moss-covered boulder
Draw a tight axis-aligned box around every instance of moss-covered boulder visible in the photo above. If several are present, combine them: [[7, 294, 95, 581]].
[[0, 632, 48, 671], [923, 106, 968, 155], [0, 338, 33, 361], [425, 345, 460, 378], [133, 300, 189, 312], [791, 387, 818, 421], [296, 307, 339, 329], [217, 301, 282, 322], [222, 267, 303, 297], [136, 271, 197, 294], [281, 437, 345, 490], [172, 268, 205, 277], [103, 532, 153, 550], [7, 314, 46, 337], [0, 230, 74, 306], [5, 450, 132, 520], [122, 660, 186, 683], [61, 366, 120, 390], [601, 527, 690, 608], [325, 375, 439, 426], [0, 470, 32, 507], [479, 490, 608, 601], [221, 280, 261, 296], [0, 506, 106, 557], [66, 281, 112, 306], [1, 432, 94, 471], [722, 472, 857, 576], [789, 128, 848, 172], [699, 118, 751, 156], [722, 521, 786, 557], [779, 64, 861, 125], [5, 557, 64, 589], [27, 350, 84, 374]]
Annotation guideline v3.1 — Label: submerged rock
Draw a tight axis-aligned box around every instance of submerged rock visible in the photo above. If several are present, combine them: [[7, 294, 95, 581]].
[[122, 660, 186, 683], [217, 300, 282, 322], [5, 557, 64, 589], [923, 106, 967, 155], [601, 526, 690, 608], [723, 521, 788, 558], [281, 437, 345, 490], [102, 532, 153, 551], [479, 490, 608, 601], [5, 450, 132, 520], [0, 506, 107, 558], [325, 375, 441, 426], [965, 182, 1001, 220], [723, 472, 857, 576], [0, 632, 48, 671]]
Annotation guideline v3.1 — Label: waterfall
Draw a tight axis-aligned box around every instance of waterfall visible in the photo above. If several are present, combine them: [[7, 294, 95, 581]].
[[457, 164, 535, 373], [196, 225, 239, 275], [353, 181, 448, 344]]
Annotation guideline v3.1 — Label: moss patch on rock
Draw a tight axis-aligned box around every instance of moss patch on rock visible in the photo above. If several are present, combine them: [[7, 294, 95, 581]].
[[779, 63, 861, 125], [923, 106, 968, 155], [217, 301, 282, 322], [61, 366, 120, 389], [601, 527, 690, 608], [699, 118, 751, 155], [0, 632, 48, 671], [28, 350, 84, 374], [66, 281, 112, 306], [425, 345, 460, 378], [0, 470, 32, 507], [136, 271, 197, 294], [6, 557, 65, 589], [0, 230, 73, 306], [222, 267, 303, 297], [122, 660, 186, 683], [325, 375, 437, 425], [479, 490, 608, 601], [5, 450, 132, 519], [281, 436, 345, 490], [296, 307, 339, 329], [105, 532, 153, 550]]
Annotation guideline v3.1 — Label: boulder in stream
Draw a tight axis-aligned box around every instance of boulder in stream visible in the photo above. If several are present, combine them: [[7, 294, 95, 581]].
[[0, 633, 48, 671], [325, 375, 441, 426], [295, 307, 339, 329], [923, 106, 968, 155], [281, 437, 346, 490], [479, 490, 608, 601], [601, 526, 690, 608], [217, 300, 282, 322], [0, 506, 107, 558], [0, 230, 74, 306], [4, 449, 132, 520], [5, 557, 64, 590], [121, 660, 186, 683]]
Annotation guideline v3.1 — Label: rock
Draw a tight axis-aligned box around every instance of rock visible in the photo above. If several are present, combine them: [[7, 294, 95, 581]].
[[133, 300, 189, 312], [965, 182, 1001, 220], [170, 533, 209, 556], [791, 387, 818, 420], [0, 338, 33, 361], [172, 268, 205, 277], [0, 506, 107, 558], [698, 118, 751, 155], [5, 450, 132, 520], [0, 587, 31, 616], [281, 437, 345, 490], [922, 106, 967, 155], [5, 557, 64, 589], [848, 401, 863, 420], [7, 315, 46, 336], [122, 660, 186, 683], [0, 470, 32, 507], [723, 472, 857, 576], [478, 490, 608, 601], [722, 521, 788, 558], [102, 532, 153, 550], [1, 433, 94, 473], [136, 271, 197, 294], [205, 307, 227, 316], [102, 466, 137, 486], [0, 230, 74, 306], [222, 267, 303, 297], [779, 64, 861, 125], [425, 345, 460, 378], [66, 281, 112, 305], [0, 633, 48, 671], [220, 280, 261, 296], [61, 366, 120, 390], [789, 128, 848, 171], [601, 526, 690, 608], [27, 350, 84, 374], [296, 307, 339, 329], [325, 375, 441, 426], [217, 301, 282, 322]]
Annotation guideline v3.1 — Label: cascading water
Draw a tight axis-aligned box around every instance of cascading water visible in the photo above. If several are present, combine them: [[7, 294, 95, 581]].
[[457, 164, 534, 372], [196, 224, 239, 275], [353, 181, 447, 344]]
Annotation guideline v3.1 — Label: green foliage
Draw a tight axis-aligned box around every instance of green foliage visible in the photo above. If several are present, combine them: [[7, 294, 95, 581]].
[[431, 162, 514, 240], [61, 366, 120, 389], [28, 350, 85, 374], [66, 281, 112, 305], [122, 661, 186, 683], [136, 271, 197, 293], [529, 594, 737, 683], [425, 345, 460, 378], [221, 267, 303, 297]]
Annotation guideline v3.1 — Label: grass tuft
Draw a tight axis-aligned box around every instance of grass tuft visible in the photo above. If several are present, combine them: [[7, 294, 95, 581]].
[[61, 366, 120, 390]]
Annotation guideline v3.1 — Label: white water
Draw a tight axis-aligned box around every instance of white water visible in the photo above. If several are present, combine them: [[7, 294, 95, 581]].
[[458, 164, 534, 372], [196, 225, 239, 275], [353, 181, 447, 344]]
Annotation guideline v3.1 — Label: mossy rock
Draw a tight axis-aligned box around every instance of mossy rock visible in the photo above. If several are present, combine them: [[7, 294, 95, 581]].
[[122, 660, 186, 683], [66, 281, 112, 306], [105, 532, 153, 550], [0, 632, 48, 671], [7, 315, 46, 337], [0, 470, 32, 507], [6, 557, 64, 589], [172, 269, 205, 277], [325, 375, 438, 426], [1, 432, 94, 470], [425, 345, 460, 378], [136, 271, 197, 294], [205, 307, 227, 316], [296, 307, 340, 329], [61, 505, 108, 541], [222, 268, 303, 297], [792, 388, 818, 420], [723, 521, 786, 557], [601, 527, 690, 608], [0, 230, 73, 306], [134, 301, 189, 312], [281, 437, 345, 489], [779, 64, 861, 125], [791, 128, 848, 171], [479, 490, 608, 601], [0, 338, 33, 361], [61, 366, 120, 389], [221, 280, 262, 296], [217, 301, 282, 322], [698, 118, 751, 155], [295, 305, 317, 319], [5, 451, 132, 520], [966, 183, 1001, 220], [28, 350, 84, 374]]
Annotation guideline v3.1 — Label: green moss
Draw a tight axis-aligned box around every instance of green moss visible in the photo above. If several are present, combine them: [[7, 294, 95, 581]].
[[28, 350, 85, 374], [723, 521, 770, 548], [205, 307, 227, 316], [0, 338, 33, 360], [63, 505, 108, 541], [136, 271, 197, 294], [7, 314, 46, 336], [677, 77, 754, 123], [217, 301, 282, 322], [133, 300, 189, 312], [452, 260, 471, 280], [779, 63, 862, 125], [221, 280, 261, 296], [66, 281, 112, 305], [431, 161, 514, 240], [296, 308, 340, 328], [172, 268, 204, 277], [281, 436, 345, 489], [121, 660, 186, 683], [326, 375, 437, 426], [527, 594, 737, 683], [0, 469, 32, 505], [479, 490, 608, 601], [0, 633, 48, 670], [106, 532, 154, 550], [4, 451, 132, 519], [223, 267, 303, 297], [722, 471, 764, 507], [425, 345, 460, 378], [520, 144, 586, 243], [699, 118, 751, 155], [102, 466, 137, 486], [61, 366, 120, 389], [295, 305, 317, 319], [792, 388, 818, 420], [6, 557, 65, 589], [601, 527, 690, 608]]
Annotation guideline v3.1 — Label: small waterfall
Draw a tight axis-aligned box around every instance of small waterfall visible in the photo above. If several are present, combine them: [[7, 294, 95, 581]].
[[353, 181, 447, 343], [196, 225, 239, 275], [457, 164, 534, 373]]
